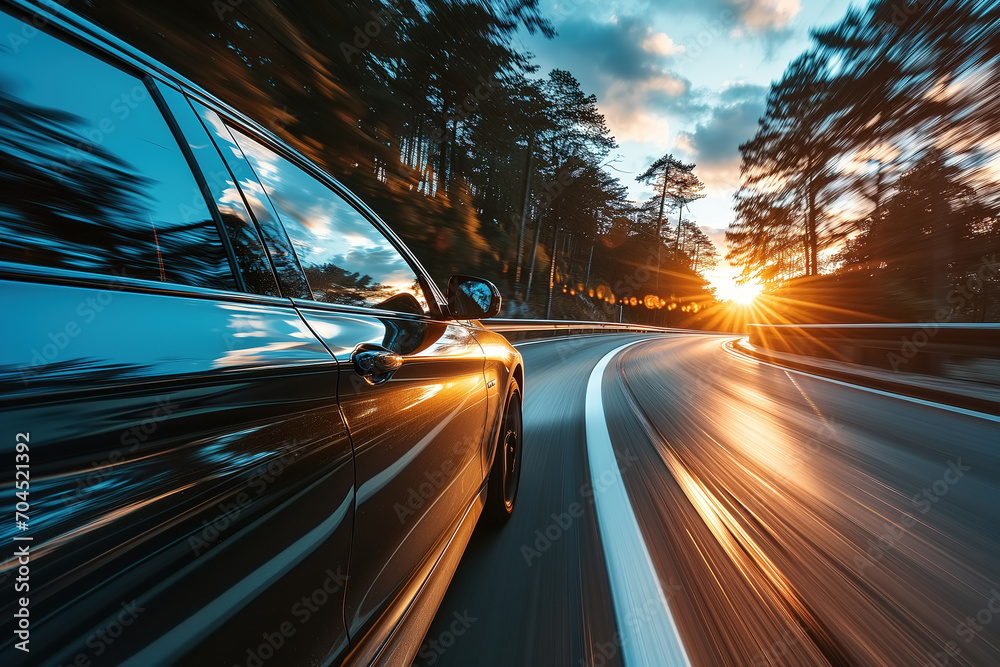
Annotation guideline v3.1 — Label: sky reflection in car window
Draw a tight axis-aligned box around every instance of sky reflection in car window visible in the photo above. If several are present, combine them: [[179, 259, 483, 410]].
[[231, 128, 428, 314], [0, 13, 233, 289]]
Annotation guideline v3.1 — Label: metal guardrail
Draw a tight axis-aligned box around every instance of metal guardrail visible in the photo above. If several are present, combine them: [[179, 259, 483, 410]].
[[486, 320, 999, 367], [482, 319, 684, 342], [747, 323, 1000, 376]]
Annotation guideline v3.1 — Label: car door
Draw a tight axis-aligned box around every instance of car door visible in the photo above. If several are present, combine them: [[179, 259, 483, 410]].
[[0, 11, 354, 665], [220, 125, 490, 642]]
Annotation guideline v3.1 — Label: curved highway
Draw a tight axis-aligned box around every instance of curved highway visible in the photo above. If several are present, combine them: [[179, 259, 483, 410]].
[[419, 333, 1000, 667]]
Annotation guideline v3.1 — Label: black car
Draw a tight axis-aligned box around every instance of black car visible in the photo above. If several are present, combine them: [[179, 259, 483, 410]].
[[0, 1, 524, 664]]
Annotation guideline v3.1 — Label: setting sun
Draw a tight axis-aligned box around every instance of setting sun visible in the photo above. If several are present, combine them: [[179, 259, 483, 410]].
[[708, 271, 763, 305]]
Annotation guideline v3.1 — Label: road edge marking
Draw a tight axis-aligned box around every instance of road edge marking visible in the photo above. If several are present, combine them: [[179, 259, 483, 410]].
[[585, 341, 691, 667], [724, 340, 1000, 423]]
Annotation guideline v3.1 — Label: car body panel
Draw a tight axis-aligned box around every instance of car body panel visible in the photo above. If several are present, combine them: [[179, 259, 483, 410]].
[[342, 486, 486, 667], [468, 324, 524, 472], [293, 304, 490, 641], [0, 278, 355, 664]]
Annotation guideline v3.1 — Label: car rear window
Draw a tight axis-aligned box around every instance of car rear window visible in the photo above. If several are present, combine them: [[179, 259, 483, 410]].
[[0, 10, 235, 291]]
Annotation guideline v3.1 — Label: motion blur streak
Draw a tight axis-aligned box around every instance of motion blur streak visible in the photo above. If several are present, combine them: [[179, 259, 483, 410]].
[[585, 341, 690, 667], [425, 334, 1000, 666]]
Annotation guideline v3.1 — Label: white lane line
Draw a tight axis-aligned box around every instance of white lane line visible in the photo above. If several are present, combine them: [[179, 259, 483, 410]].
[[724, 340, 1000, 424], [585, 341, 691, 667]]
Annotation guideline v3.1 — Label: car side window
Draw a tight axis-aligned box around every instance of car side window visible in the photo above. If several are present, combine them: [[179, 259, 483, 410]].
[[0, 11, 235, 291], [230, 128, 429, 315], [159, 86, 280, 297]]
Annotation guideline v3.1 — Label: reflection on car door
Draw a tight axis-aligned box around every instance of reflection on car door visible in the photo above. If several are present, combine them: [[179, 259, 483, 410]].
[[0, 14, 354, 664], [224, 128, 490, 641], [305, 310, 489, 637]]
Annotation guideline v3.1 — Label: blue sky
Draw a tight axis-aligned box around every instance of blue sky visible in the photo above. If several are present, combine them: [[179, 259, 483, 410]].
[[518, 0, 857, 286]]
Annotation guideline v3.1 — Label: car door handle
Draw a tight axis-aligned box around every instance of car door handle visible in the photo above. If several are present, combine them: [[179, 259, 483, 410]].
[[351, 344, 403, 384]]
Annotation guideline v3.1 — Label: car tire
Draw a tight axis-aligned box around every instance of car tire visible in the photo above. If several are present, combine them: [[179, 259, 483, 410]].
[[484, 380, 522, 526]]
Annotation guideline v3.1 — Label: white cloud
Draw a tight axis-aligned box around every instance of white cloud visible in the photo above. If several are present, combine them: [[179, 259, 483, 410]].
[[599, 75, 689, 145], [646, 72, 689, 97], [691, 155, 743, 193], [675, 132, 697, 154], [741, 0, 801, 30], [642, 32, 685, 56], [634, 0, 803, 30], [610, 109, 673, 146]]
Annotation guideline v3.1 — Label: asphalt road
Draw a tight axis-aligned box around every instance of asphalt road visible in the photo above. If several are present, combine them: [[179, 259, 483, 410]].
[[420, 333, 1000, 667]]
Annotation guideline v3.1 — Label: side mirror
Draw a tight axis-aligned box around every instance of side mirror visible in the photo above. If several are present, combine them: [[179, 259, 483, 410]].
[[446, 275, 502, 320]]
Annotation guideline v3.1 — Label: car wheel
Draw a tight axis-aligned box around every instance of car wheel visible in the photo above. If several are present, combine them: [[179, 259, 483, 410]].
[[484, 381, 522, 525]]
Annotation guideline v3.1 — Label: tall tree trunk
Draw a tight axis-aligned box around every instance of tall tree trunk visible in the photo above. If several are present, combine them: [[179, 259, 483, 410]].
[[514, 134, 535, 290], [673, 206, 683, 262], [437, 97, 449, 194], [448, 117, 459, 190], [414, 127, 426, 191], [546, 199, 561, 318], [805, 160, 819, 276], [656, 175, 668, 296], [585, 238, 595, 287], [525, 214, 543, 303]]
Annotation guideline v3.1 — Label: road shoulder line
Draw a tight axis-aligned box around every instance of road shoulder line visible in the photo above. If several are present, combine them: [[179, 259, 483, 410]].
[[725, 339, 1000, 423]]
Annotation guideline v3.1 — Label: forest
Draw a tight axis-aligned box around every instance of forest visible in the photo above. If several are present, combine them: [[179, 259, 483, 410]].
[[728, 0, 1000, 323], [74, 0, 718, 325]]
